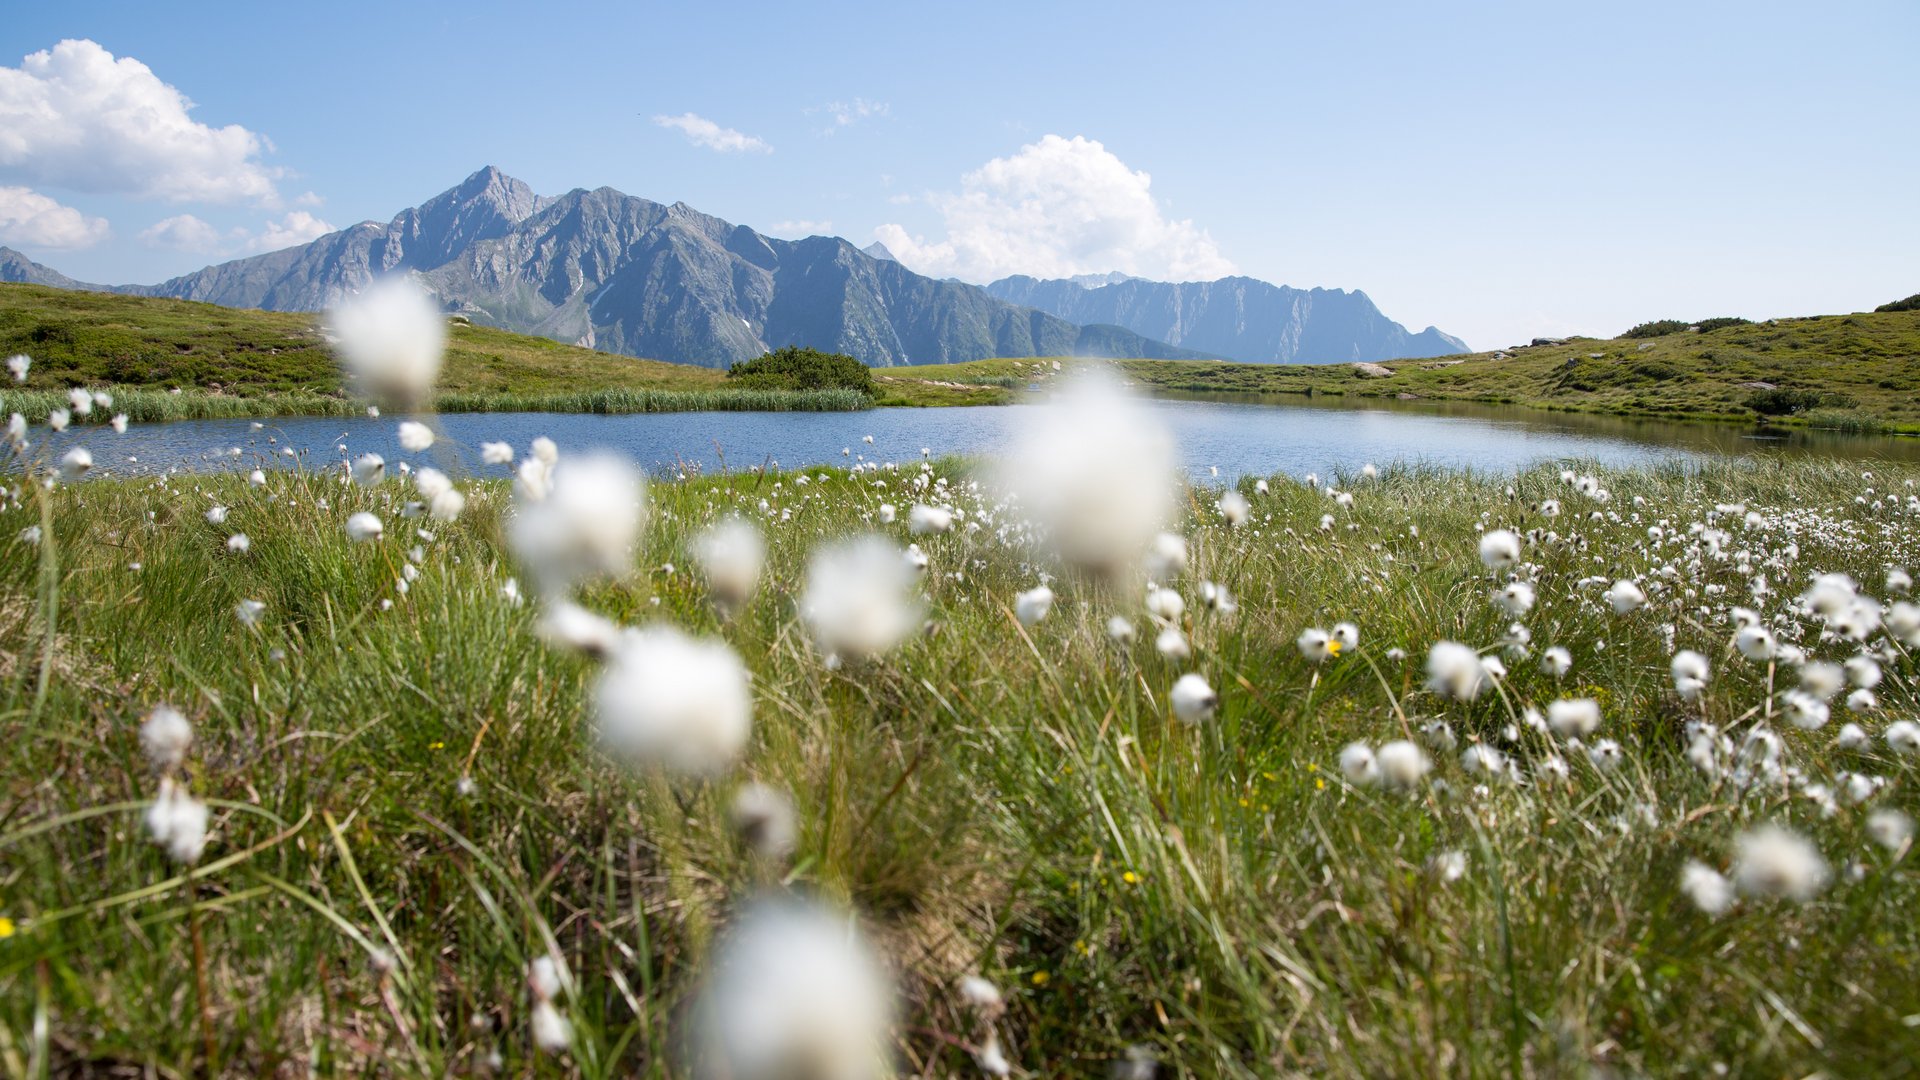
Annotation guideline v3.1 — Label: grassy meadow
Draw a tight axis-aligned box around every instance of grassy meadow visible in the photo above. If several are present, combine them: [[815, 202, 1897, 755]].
[[2, 423, 1918, 1075]]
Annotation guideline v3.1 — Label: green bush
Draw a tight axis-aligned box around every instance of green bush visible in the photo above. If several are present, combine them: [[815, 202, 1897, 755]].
[[1692, 317, 1753, 333], [1619, 319, 1690, 339], [1745, 387, 1855, 416], [726, 346, 874, 395], [1875, 293, 1920, 313]]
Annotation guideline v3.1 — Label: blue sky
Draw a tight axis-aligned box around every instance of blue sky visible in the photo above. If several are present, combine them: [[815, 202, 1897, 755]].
[[3, 0, 1916, 348]]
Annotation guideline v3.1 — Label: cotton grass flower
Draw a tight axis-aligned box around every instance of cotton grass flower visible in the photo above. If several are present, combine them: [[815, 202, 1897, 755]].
[[1106, 615, 1135, 644], [396, 421, 435, 452], [595, 625, 752, 776], [5, 354, 26, 382], [1154, 626, 1191, 661], [1671, 650, 1710, 701], [801, 535, 923, 661], [730, 782, 798, 860], [1014, 585, 1054, 626], [1145, 585, 1184, 622], [1546, 698, 1602, 740], [1495, 580, 1535, 617], [1735, 624, 1778, 661], [138, 705, 193, 772], [227, 533, 251, 554], [908, 503, 953, 535], [1605, 579, 1646, 614], [57, 447, 92, 481], [480, 441, 514, 465], [1338, 742, 1379, 785], [694, 517, 765, 612], [345, 511, 384, 542], [1541, 646, 1572, 678], [1680, 861, 1735, 916], [351, 453, 386, 486], [1169, 673, 1217, 724], [1145, 532, 1188, 579], [1885, 720, 1920, 755], [509, 453, 647, 594], [1376, 741, 1431, 789], [67, 387, 92, 416], [327, 277, 447, 405], [1479, 529, 1521, 571], [1867, 809, 1913, 852], [145, 778, 210, 865], [1426, 641, 1489, 701], [1732, 825, 1830, 901], [991, 369, 1177, 577], [528, 956, 572, 1054], [1296, 627, 1337, 664], [1217, 490, 1249, 526], [689, 898, 892, 1080]]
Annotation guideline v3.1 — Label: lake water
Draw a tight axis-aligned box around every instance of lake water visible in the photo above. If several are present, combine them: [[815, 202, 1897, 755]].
[[41, 396, 1920, 482]]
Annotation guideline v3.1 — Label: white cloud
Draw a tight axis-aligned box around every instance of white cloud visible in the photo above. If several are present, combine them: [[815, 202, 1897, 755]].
[[249, 210, 334, 252], [652, 113, 772, 154], [139, 213, 225, 252], [138, 210, 335, 256], [875, 134, 1235, 284], [768, 219, 833, 237], [818, 98, 888, 134], [0, 39, 283, 204], [0, 185, 109, 249]]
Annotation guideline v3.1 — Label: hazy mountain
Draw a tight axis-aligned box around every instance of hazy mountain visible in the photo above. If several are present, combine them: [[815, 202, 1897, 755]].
[[0, 247, 107, 292], [985, 274, 1469, 363], [11, 168, 1201, 368]]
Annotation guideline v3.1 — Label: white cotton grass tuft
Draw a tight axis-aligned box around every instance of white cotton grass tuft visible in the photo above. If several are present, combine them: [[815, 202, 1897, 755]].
[[1540, 646, 1572, 678], [730, 782, 798, 860], [1732, 825, 1830, 902], [5, 354, 26, 382], [145, 777, 210, 865], [1605, 579, 1646, 615], [991, 369, 1177, 577], [595, 625, 752, 777], [509, 453, 647, 595], [1014, 584, 1054, 626], [1426, 641, 1489, 701], [1866, 809, 1913, 852], [1217, 489, 1249, 526], [535, 601, 624, 659], [1144, 532, 1188, 579], [1545, 698, 1602, 740], [351, 453, 386, 486], [1671, 650, 1710, 701], [907, 503, 953, 535], [1376, 741, 1431, 789], [345, 511, 384, 542], [1338, 742, 1379, 785], [58, 446, 92, 481], [1680, 861, 1735, 916], [528, 955, 572, 1054], [480, 441, 514, 465], [326, 277, 447, 405], [694, 517, 766, 612], [800, 535, 923, 662], [138, 704, 193, 772], [397, 421, 435, 452], [1169, 673, 1218, 725], [689, 898, 892, 1080], [1478, 529, 1521, 572]]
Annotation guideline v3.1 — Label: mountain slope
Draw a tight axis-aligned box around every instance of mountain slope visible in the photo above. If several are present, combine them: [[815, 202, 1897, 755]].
[[42, 167, 1200, 369], [985, 274, 1468, 364], [0, 247, 111, 292]]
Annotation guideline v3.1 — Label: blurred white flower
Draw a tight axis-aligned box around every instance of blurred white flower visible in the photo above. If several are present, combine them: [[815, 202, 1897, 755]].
[[1479, 529, 1521, 572], [1671, 650, 1710, 701], [1376, 741, 1431, 788], [1680, 861, 1734, 916], [327, 277, 447, 405], [1014, 585, 1054, 626], [908, 503, 952, 535], [47, 408, 69, 431], [691, 899, 892, 1080], [68, 387, 92, 416], [1885, 720, 1920, 755], [1732, 825, 1829, 901], [1154, 626, 1191, 661], [227, 533, 251, 554], [1605, 579, 1646, 615], [992, 370, 1177, 577], [397, 421, 435, 452], [1867, 809, 1913, 852], [58, 446, 92, 480], [345, 511, 384, 542], [1217, 490, 1249, 527], [5, 354, 27, 382], [1106, 615, 1136, 644], [695, 517, 766, 611], [145, 777, 209, 864], [351, 453, 386, 486], [509, 453, 647, 595], [1426, 642, 1488, 701], [801, 535, 922, 661], [1339, 742, 1379, 785], [1546, 698, 1602, 740], [595, 625, 752, 776], [1541, 646, 1572, 678], [1144, 532, 1188, 579], [481, 441, 515, 465], [730, 782, 798, 860], [139, 704, 193, 772], [1169, 672, 1217, 724], [1145, 585, 1184, 623]]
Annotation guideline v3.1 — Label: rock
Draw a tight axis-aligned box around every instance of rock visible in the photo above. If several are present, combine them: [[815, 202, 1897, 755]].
[[1532, 337, 1569, 347], [1738, 381, 1778, 390], [1353, 362, 1395, 378]]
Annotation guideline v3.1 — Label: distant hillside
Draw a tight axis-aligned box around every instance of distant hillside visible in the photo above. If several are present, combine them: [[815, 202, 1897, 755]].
[[0, 167, 1203, 369], [984, 274, 1468, 363]]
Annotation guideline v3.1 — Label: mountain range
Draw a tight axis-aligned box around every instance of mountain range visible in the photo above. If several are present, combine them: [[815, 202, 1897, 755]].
[[984, 275, 1467, 363], [1, 166, 1465, 367]]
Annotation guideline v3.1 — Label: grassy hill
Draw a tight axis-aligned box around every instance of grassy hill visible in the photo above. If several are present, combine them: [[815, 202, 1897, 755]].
[[0, 284, 875, 418], [885, 310, 1920, 433]]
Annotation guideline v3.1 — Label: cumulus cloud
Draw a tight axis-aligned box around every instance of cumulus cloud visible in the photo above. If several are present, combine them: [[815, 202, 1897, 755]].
[[817, 98, 888, 134], [768, 219, 833, 237], [250, 211, 333, 252], [139, 210, 335, 256], [874, 134, 1235, 284], [0, 39, 283, 204], [653, 113, 772, 154], [138, 213, 225, 253], [0, 185, 109, 249]]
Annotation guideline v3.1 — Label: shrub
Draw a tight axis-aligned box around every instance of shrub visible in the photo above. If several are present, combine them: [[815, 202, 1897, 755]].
[[726, 346, 874, 395], [1745, 387, 1855, 416], [1692, 317, 1753, 333], [1620, 319, 1690, 339], [1874, 294, 1920, 313]]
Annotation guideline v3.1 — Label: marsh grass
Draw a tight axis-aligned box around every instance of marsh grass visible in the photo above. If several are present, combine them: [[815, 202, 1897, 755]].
[[1, 453, 1917, 1076]]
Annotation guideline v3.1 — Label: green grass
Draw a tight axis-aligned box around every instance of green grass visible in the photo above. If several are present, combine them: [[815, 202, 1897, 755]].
[[2, 445, 1917, 1076], [0, 284, 951, 416], [881, 310, 1920, 433]]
